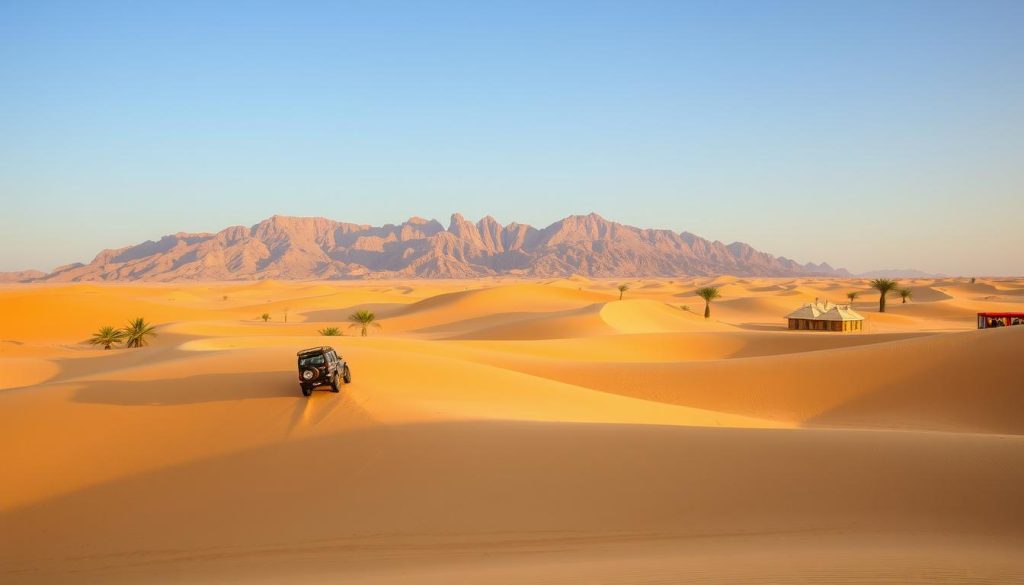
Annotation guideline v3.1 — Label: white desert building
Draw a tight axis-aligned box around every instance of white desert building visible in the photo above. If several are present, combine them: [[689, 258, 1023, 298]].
[[786, 299, 864, 332]]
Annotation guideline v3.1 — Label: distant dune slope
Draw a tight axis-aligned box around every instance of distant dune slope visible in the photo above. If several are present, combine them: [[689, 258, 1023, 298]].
[[472, 327, 1024, 434]]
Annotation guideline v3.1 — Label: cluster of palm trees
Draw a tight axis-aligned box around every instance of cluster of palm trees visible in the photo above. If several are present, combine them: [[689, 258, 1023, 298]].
[[620, 277, 919, 322], [618, 278, 918, 319], [686, 279, 917, 321], [88, 318, 158, 350], [689, 279, 915, 321], [850, 279, 913, 313], [319, 309, 382, 337]]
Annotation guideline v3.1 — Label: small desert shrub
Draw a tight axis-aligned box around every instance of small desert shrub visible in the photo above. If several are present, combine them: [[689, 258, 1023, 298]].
[[123, 317, 157, 348], [89, 326, 126, 350], [318, 327, 342, 336], [348, 310, 382, 337], [695, 287, 722, 319], [897, 287, 913, 303]]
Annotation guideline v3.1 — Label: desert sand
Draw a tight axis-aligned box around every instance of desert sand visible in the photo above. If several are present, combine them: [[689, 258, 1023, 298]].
[[1, 276, 1023, 584]]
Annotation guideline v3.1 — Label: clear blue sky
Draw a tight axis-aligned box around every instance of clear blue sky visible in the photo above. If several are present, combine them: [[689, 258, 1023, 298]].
[[1, 0, 1022, 275]]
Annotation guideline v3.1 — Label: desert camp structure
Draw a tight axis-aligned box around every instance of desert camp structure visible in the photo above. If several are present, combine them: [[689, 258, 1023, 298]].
[[977, 312, 1024, 329], [786, 299, 864, 332]]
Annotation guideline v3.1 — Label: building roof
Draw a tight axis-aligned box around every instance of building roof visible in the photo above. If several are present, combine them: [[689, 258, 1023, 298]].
[[786, 299, 863, 321]]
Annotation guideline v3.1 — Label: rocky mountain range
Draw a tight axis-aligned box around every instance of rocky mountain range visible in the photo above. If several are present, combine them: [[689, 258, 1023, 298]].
[[0, 269, 46, 283], [8, 213, 853, 281]]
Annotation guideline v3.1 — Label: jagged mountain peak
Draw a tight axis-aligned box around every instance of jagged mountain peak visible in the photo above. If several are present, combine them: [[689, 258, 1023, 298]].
[[31, 213, 852, 281]]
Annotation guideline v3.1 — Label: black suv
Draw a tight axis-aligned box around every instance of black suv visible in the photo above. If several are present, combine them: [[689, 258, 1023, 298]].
[[297, 346, 351, 396]]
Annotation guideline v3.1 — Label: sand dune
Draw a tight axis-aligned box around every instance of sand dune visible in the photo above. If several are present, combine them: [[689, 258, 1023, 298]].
[[448, 304, 616, 340], [599, 299, 722, 334], [2, 277, 1022, 583], [466, 327, 1024, 434], [382, 283, 613, 336], [443, 330, 937, 363], [0, 357, 60, 390]]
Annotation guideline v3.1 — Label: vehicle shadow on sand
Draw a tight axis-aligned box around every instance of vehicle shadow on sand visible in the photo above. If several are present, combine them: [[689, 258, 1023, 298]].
[[70, 371, 300, 406]]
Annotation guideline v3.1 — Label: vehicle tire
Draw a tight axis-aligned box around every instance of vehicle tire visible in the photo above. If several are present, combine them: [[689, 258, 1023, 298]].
[[329, 372, 340, 393], [342, 365, 352, 384], [301, 384, 312, 397]]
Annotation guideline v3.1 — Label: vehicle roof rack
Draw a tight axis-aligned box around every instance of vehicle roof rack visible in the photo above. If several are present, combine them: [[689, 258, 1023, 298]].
[[297, 346, 332, 356]]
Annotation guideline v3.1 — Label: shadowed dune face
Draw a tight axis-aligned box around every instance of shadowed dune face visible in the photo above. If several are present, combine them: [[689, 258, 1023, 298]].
[[4, 423, 1024, 577], [1, 277, 1023, 584]]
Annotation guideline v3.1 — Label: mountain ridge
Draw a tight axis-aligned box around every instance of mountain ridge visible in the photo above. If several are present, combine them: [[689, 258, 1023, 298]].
[[10, 213, 857, 281]]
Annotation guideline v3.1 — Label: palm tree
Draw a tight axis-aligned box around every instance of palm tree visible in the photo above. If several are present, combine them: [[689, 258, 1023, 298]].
[[617, 283, 629, 300], [123, 317, 157, 348], [348, 309, 382, 337], [870, 278, 898, 313], [695, 286, 721, 319], [89, 326, 126, 350], [846, 291, 859, 306], [261, 313, 271, 322], [318, 327, 342, 336], [897, 287, 913, 304]]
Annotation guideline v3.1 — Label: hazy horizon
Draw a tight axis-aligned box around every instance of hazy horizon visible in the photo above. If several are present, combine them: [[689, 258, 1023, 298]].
[[2, 1, 1022, 276]]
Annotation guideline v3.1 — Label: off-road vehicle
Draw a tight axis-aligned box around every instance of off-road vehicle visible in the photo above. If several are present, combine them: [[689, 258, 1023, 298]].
[[297, 346, 351, 396]]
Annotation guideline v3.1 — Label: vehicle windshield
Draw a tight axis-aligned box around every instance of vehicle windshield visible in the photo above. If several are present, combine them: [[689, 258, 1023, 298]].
[[299, 355, 325, 367]]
